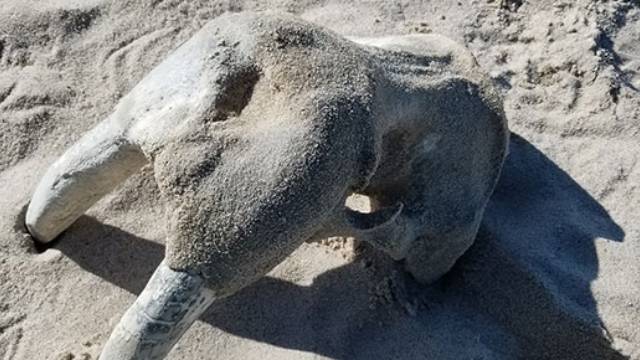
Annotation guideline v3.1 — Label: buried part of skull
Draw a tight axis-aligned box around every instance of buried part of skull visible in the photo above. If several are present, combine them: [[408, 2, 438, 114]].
[[25, 12, 508, 360]]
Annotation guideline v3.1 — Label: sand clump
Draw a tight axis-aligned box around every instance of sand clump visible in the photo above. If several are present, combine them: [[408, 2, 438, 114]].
[[0, 1, 639, 359]]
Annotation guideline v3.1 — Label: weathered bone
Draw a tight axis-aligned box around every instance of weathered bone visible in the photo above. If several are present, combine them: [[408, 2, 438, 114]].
[[25, 12, 508, 359], [315, 202, 415, 260], [346, 204, 415, 260], [26, 116, 147, 243], [100, 261, 216, 360]]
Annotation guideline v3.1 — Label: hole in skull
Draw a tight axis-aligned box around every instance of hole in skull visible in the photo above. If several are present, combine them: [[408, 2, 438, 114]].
[[342, 192, 373, 253], [210, 66, 260, 120], [345, 193, 373, 213]]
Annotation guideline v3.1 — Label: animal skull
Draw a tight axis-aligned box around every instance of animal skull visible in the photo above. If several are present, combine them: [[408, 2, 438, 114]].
[[25, 12, 508, 359]]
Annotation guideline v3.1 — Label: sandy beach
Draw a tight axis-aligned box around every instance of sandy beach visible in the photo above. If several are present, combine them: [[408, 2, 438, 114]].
[[0, 0, 638, 359]]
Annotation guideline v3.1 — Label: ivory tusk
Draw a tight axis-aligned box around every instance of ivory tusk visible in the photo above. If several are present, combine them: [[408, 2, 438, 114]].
[[26, 116, 147, 243], [99, 261, 216, 360]]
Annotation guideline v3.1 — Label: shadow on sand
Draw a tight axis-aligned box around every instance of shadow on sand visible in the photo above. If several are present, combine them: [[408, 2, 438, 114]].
[[54, 133, 626, 359]]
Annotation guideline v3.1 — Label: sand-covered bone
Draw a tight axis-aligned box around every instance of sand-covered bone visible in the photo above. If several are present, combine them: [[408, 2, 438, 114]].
[[99, 261, 216, 360], [25, 12, 507, 359]]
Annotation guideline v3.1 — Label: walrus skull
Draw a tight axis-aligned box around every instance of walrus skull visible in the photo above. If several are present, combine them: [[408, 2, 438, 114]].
[[25, 12, 508, 360]]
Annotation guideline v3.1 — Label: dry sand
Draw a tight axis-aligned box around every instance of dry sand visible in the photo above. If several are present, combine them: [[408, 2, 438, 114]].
[[0, 0, 639, 359]]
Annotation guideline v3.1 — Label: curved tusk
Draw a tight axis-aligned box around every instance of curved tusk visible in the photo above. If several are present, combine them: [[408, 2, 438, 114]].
[[100, 261, 216, 360], [26, 116, 147, 243], [347, 203, 415, 260], [316, 201, 415, 260]]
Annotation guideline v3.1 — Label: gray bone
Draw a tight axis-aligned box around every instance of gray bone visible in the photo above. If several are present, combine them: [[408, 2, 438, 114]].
[[25, 11, 508, 359]]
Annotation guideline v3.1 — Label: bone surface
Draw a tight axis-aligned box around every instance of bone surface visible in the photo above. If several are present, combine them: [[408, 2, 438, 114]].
[[25, 11, 507, 359], [99, 261, 216, 360]]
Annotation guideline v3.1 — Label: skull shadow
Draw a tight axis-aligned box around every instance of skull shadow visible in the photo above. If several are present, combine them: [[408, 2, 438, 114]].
[[55, 133, 626, 360]]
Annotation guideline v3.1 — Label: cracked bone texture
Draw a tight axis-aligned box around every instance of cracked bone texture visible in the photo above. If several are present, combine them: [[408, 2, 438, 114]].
[[1, 1, 639, 360], [99, 261, 217, 360]]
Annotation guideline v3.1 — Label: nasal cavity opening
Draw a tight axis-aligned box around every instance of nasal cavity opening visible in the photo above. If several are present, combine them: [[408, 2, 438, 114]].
[[212, 66, 260, 119]]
